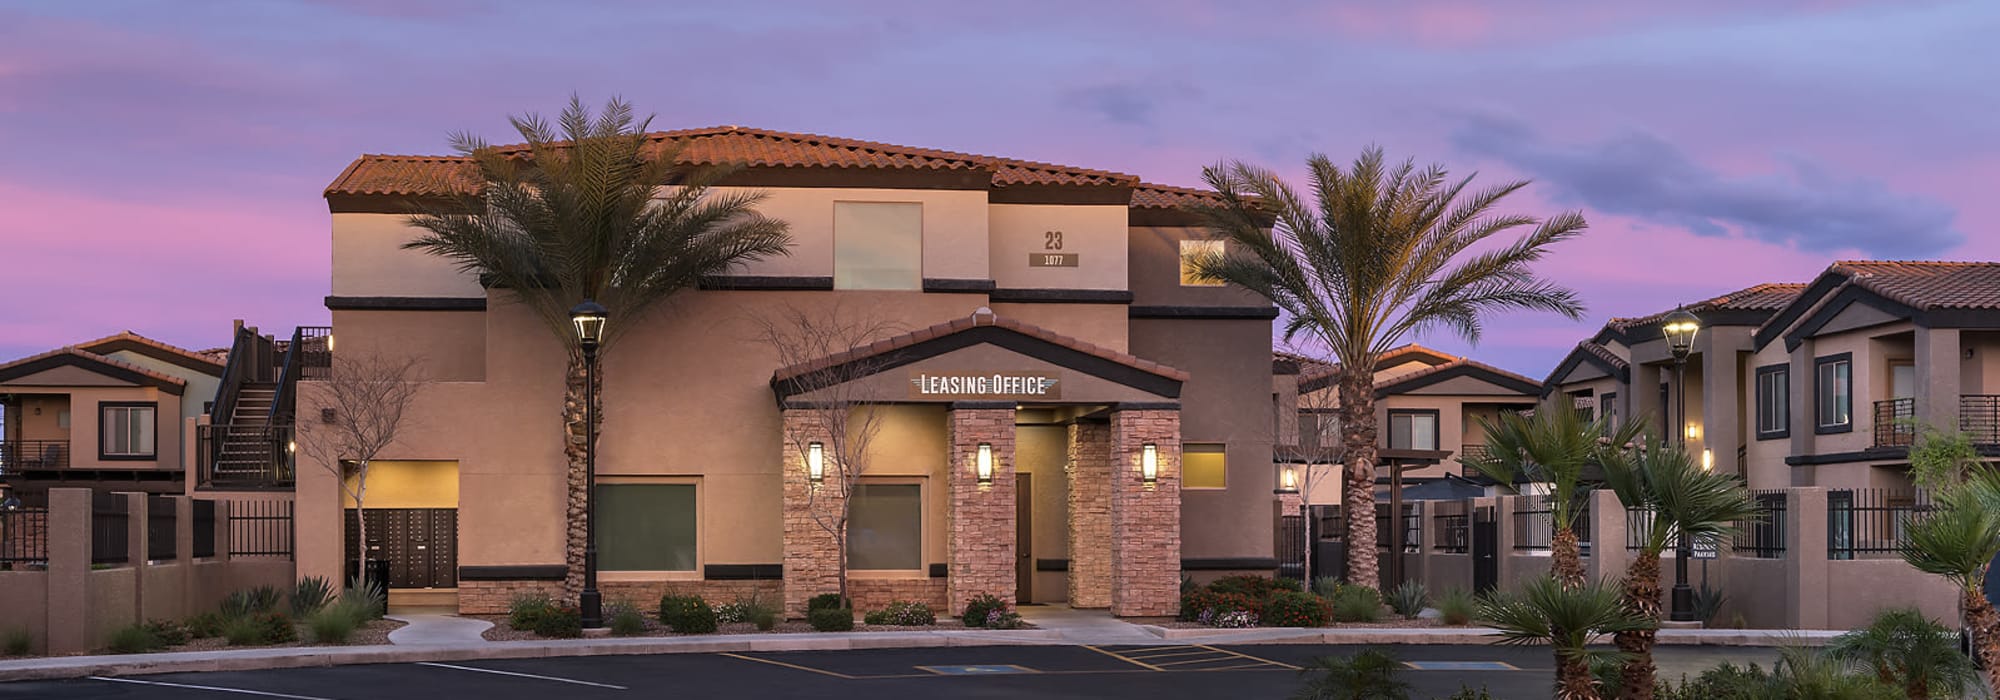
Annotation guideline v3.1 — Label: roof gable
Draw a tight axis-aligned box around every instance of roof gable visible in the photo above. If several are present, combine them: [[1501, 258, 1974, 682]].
[[1541, 341, 1630, 393], [1374, 358, 1541, 398], [1760, 261, 2000, 351], [0, 348, 186, 394], [74, 332, 225, 376]]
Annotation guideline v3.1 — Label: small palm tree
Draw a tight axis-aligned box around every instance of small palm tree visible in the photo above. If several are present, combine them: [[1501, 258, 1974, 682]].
[[1900, 425, 2000, 691], [406, 96, 792, 598], [1461, 397, 1642, 588], [1599, 440, 1758, 700], [1480, 575, 1652, 700], [1292, 648, 1413, 700], [1193, 147, 1590, 589], [1828, 608, 1979, 700]]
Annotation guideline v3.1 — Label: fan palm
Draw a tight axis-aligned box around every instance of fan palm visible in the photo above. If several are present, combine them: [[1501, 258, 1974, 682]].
[[1900, 426, 2000, 691], [1599, 441, 1758, 700], [1828, 607, 1979, 700], [1192, 147, 1589, 589], [1461, 397, 1643, 588], [405, 96, 792, 597], [1479, 575, 1652, 700]]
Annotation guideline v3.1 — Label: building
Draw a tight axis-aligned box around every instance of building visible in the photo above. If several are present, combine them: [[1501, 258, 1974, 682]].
[[302, 126, 1280, 616]]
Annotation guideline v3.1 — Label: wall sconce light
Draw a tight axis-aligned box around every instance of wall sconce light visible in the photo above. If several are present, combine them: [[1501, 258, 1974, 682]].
[[287, 441, 297, 454], [1701, 448, 1714, 472], [976, 443, 994, 486], [1278, 465, 1299, 494], [1684, 424, 1701, 442], [1141, 443, 1159, 485], [806, 442, 825, 485]]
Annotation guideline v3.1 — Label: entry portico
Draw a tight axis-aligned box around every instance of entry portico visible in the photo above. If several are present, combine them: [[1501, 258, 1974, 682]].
[[772, 309, 1185, 617]]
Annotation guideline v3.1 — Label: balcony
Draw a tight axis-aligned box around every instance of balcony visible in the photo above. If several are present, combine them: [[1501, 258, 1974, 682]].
[[0, 440, 69, 476], [1872, 395, 2000, 448], [196, 425, 295, 489], [1965, 395, 2000, 445], [1873, 398, 1915, 448]]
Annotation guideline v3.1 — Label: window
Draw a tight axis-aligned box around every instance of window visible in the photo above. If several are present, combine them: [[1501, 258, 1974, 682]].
[[1183, 443, 1227, 489], [849, 482, 922, 571], [1890, 361, 1915, 400], [1600, 392, 1619, 431], [1178, 239, 1225, 286], [1815, 354, 1852, 433], [1388, 410, 1439, 450], [595, 483, 697, 571], [833, 202, 922, 290], [99, 403, 156, 459], [1755, 365, 1790, 439]]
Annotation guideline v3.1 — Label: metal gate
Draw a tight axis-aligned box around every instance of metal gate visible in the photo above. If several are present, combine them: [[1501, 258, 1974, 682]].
[[1472, 505, 1498, 594], [344, 508, 457, 589]]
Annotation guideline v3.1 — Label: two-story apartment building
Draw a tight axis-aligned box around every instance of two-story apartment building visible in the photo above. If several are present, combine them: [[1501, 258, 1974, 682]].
[[303, 126, 1278, 617]]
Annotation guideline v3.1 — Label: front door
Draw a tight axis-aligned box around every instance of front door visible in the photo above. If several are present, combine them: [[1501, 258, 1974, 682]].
[[1472, 506, 1498, 594], [1016, 473, 1032, 604]]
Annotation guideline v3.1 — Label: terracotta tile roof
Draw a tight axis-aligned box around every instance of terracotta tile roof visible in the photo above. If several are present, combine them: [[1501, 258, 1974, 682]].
[[1373, 356, 1540, 394], [0, 347, 187, 387], [1833, 260, 2000, 310], [327, 126, 1141, 197], [1131, 182, 1224, 209], [1294, 343, 1461, 387], [74, 331, 226, 373], [1610, 282, 1807, 328], [1576, 341, 1628, 371], [1273, 350, 1335, 377], [772, 309, 1188, 384]]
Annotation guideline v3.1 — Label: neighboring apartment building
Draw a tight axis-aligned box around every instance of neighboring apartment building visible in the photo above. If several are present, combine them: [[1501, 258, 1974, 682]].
[[303, 126, 1279, 617]]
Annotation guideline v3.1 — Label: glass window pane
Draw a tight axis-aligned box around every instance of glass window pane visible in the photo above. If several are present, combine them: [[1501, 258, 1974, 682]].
[[133, 407, 154, 455], [1412, 415, 1437, 450], [1389, 414, 1412, 449], [1775, 372, 1788, 426], [1178, 240, 1225, 286], [102, 407, 125, 454], [1183, 444, 1226, 489], [595, 484, 697, 571], [1835, 362, 1851, 423], [834, 202, 922, 290], [849, 482, 921, 570]]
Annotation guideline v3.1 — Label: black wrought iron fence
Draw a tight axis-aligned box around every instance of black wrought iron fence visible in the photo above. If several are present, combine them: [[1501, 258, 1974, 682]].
[[1735, 490, 1788, 558], [229, 499, 295, 559], [1512, 494, 1591, 552], [146, 495, 177, 561], [1432, 501, 1469, 553], [1873, 398, 1915, 448], [91, 492, 128, 565], [1626, 505, 1658, 551], [1374, 503, 1421, 554], [1828, 488, 1929, 560], [1277, 514, 1307, 580], [0, 506, 48, 567]]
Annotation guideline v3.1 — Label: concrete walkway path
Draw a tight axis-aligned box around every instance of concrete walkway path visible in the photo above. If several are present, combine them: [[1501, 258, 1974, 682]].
[[386, 614, 495, 646], [1016, 605, 1160, 643]]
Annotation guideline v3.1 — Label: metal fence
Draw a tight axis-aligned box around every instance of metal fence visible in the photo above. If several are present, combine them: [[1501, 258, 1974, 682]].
[[91, 491, 128, 565], [1432, 501, 1469, 553], [1625, 505, 1658, 551], [0, 506, 48, 567], [1374, 503, 1421, 554], [229, 499, 295, 559], [1512, 494, 1590, 552], [1735, 490, 1788, 558], [193, 499, 216, 558], [1277, 513, 1307, 580], [147, 495, 177, 561], [1828, 488, 1930, 560]]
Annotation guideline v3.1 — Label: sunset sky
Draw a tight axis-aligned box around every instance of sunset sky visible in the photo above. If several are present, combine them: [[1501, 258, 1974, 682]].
[[2, 1, 1993, 376]]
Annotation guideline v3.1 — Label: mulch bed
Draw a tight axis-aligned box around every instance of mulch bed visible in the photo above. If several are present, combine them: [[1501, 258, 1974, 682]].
[[471, 615, 1030, 641], [1161, 618, 1463, 630], [0, 618, 408, 659]]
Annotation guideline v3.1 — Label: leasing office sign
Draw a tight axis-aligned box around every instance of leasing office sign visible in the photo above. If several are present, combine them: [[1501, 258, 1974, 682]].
[[908, 371, 1062, 400]]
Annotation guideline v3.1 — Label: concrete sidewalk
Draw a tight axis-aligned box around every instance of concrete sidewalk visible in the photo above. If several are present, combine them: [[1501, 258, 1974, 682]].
[[386, 614, 495, 646]]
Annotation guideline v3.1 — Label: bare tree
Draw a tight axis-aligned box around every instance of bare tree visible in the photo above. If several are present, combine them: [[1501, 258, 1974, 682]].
[[1275, 343, 1347, 584], [754, 303, 902, 606], [296, 353, 426, 590]]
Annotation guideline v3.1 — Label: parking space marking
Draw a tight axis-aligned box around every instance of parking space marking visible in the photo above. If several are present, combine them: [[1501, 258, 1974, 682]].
[[717, 653, 858, 679], [915, 664, 1038, 675], [89, 676, 335, 699], [1197, 646, 1301, 670], [1404, 661, 1521, 671], [413, 662, 628, 689], [1082, 645, 1168, 671], [1122, 649, 1218, 661]]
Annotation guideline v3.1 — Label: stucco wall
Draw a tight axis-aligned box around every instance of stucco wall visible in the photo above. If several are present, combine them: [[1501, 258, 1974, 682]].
[[0, 571, 48, 654], [702, 186, 992, 281], [1129, 317, 1273, 561], [1126, 225, 1269, 308], [331, 213, 486, 298], [329, 309, 486, 382], [988, 204, 1127, 291]]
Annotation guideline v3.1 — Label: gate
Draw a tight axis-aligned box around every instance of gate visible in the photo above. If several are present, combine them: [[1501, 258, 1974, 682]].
[[345, 508, 457, 589], [1472, 505, 1498, 594]]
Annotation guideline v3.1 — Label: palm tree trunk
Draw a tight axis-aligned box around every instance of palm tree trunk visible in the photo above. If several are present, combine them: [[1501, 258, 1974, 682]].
[[1552, 527, 1587, 589], [1616, 550, 1663, 700], [1557, 651, 1602, 700], [562, 353, 589, 599], [1961, 584, 2000, 692], [1338, 373, 1379, 590]]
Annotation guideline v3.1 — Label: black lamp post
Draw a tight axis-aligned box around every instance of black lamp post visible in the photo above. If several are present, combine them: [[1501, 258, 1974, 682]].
[[571, 300, 608, 629], [1661, 306, 1701, 622]]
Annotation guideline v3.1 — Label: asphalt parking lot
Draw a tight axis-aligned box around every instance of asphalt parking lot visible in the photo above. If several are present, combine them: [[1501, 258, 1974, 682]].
[[0, 644, 1777, 699]]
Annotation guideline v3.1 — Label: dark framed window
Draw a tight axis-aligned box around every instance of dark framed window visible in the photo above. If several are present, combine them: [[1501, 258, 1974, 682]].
[[1600, 392, 1619, 431], [849, 481, 922, 571], [1815, 353, 1853, 434], [594, 482, 697, 571], [98, 401, 157, 460], [1755, 364, 1791, 440], [1387, 409, 1440, 451]]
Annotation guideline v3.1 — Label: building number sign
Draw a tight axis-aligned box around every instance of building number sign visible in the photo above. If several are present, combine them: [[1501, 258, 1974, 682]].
[[1030, 230, 1079, 267]]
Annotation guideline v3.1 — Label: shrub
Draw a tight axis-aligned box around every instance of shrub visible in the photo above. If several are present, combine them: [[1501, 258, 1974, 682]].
[[866, 600, 936, 627], [185, 611, 227, 638], [658, 594, 711, 630], [751, 608, 778, 631], [670, 600, 718, 634], [609, 608, 647, 637], [342, 575, 386, 620], [1829, 607, 1978, 700], [1385, 581, 1428, 620], [221, 586, 283, 618], [1208, 574, 1283, 600], [307, 603, 362, 644], [1294, 648, 1411, 700], [1434, 587, 1475, 626], [713, 601, 749, 624], [983, 609, 1026, 630], [961, 593, 1008, 628], [1209, 610, 1258, 628], [3, 627, 30, 656], [1330, 585, 1382, 623], [1443, 685, 1494, 700], [1178, 589, 1260, 622], [509, 592, 557, 631], [223, 612, 295, 646], [1262, 590, 1331, 627], [290, 576, 336, 617], [143, 619, 189, 647], [106, 624, 162, 654], [808, 608, 854, 632], [532, 605, 583, 639], [1272, 577, 1304, 592], [1692, 582, 1727, 626], [806, 593, 848, 613], [1311, 576, 1344, 599]]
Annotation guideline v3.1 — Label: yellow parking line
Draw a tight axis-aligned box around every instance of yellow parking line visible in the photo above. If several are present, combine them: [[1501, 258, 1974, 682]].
[[1194, 663, 1288, 672], [1153, 656, 1236, 667], [718, 653, 856, 679], [1124, 649, 1225, 661], [1196, 645, 1302, 670], [1082, 644, 1166, 671]]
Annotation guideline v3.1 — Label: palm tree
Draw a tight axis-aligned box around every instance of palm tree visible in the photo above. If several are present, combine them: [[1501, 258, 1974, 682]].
[[405, 97, 792, 598], [1899, 425, 2000, 690], [1827, 607, 1979, 700], [1479, 575, 1652, 700], [1461, 397, 1643, 588], [1598, 441, 1757, 700], [1292, 648, 1413, 700], [1193, 148, 1589, 589]]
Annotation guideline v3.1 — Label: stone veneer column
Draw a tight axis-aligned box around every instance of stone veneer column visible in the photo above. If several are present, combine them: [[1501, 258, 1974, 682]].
[[1066, 421, 1112, 609], [780, 408, 837, 618], [1110, 407, 1181, 617], [946, 404, 1016, 616]]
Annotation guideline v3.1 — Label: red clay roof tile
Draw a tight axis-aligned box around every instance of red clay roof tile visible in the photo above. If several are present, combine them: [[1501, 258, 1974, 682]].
[[1833, 260, 2000, 310], [771, 310, 1189, 385]]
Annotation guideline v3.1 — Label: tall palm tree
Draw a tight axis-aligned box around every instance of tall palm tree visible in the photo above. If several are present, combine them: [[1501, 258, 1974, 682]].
[[1900, 425, 2000, 690], [1461, 397, 1643, 588], [405, 97, 792, 597], [1598, 441, 1757, 700], [1480, 575, 1652, 700], [1193, 148, 1589, 589]]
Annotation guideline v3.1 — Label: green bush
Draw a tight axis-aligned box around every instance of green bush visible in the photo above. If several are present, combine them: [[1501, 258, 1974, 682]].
[[808, 608, 854, 632], [3, 627, 31, 656], [1179, 589, 1261, 623], [306, 603, 363, 644], [609, 608, 647, 637], [658, 594, 712, 630], [751, 608, 778, 631], [221, 612, 295, 646], [1311, 576, 1343, 599], [960, 593, 1008, 628], [1434, 587, 1476, 626], [1443, 685, 1493, 699], [290, 576, 336, 617], [509, 592, 558, 631], [1293, 648, 1411, 700], [1385, 581, 1428, 619], [1272, 577, 1304, 592], [865, 600, 936, 627], [221, 586, 284, 618], [532, 605, 582, 639], [143, 619, 189, 647], [1208, 574, 1284, 599], [1260, 590, 1330, 627], [342, 575, 386, 621], [1330, 585, 1382, 623], [106, 624, 163, 654], [806, 593, 847, 613], [984, 610, 1026, 630], [185, 611, 227, 638]]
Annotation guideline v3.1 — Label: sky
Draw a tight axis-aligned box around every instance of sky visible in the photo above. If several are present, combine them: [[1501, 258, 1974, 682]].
[[1, 0, 1994, 378]]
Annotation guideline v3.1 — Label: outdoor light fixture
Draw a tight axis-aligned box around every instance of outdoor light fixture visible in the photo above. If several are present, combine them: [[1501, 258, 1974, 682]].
[[1702, 448, 1714, 472], [1141, 443, 1159, 485], [570, 300, 608, 346], [976, 443, 994, 485], [806, 442, 825, 485], [1662, 307, 1701, 362], [1278, 465, 1299, 494], [1685, 424, 1702, 441], [1662, 305, 1702, 623], [287, 441, 297, 453]]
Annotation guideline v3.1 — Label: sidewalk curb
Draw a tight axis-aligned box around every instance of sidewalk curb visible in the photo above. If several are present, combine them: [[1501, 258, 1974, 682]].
[[1137, 625, 1842, 647]]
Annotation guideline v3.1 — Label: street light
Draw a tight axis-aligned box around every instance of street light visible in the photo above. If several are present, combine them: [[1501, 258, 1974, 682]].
[[570, 299, 608, 629], [1662, 306, 1700, 622]]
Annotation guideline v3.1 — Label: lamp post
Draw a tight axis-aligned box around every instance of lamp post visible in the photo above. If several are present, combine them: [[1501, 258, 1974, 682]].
[[1661, 306, 1701, 622], [570, 300, 608, 629]]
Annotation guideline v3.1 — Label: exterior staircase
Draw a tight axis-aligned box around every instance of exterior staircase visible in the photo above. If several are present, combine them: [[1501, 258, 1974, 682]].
[[197, 322, 309, 490], [209, 381, 283, 483]]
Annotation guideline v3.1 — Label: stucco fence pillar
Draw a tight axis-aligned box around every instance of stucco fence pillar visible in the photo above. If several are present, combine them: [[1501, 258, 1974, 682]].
[[1110, 406, 1181, 617], [1585, 489, 1629, 584], [1066, 421, 1112, 609], [946, 403, 1017, 616], [779, 408, 835, 619]]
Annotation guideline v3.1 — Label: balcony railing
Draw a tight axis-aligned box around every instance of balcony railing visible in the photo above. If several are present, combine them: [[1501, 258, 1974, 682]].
[[0, 440, 69, 475], [1874, 398, 1916, 448], [196, 424, 295, 489], [1964, 395, 2000, 445], [1457, 444, 1491, 464]]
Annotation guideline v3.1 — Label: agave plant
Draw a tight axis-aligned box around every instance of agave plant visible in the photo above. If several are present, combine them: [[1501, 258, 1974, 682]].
[[1292, 648, 1412, 700], [1478, 575, 1651, 700]]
